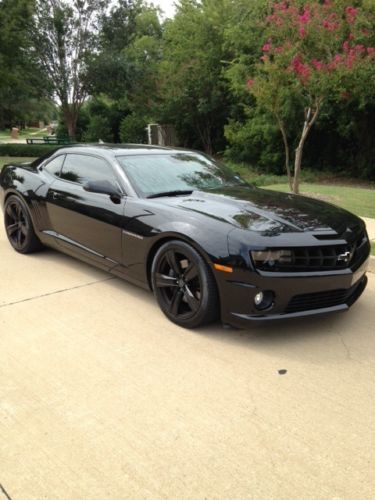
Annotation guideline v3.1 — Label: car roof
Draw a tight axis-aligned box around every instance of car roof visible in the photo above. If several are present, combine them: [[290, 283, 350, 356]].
[[56, 144, 193, 157]]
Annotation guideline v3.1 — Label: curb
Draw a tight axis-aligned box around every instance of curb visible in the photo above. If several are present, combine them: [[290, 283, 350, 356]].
[[369, 256, 375, 274]]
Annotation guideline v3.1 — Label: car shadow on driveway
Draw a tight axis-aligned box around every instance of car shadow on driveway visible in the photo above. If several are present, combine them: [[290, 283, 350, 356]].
[[105, 267, 374, 367]]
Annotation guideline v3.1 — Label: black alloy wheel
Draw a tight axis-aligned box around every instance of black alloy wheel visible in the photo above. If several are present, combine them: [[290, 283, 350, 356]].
[[151, 240, 219, 328], [4, 195, 43, 253]]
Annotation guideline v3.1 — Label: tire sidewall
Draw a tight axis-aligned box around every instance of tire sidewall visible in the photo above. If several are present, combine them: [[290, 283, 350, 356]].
[[4, 195, 36, 254]]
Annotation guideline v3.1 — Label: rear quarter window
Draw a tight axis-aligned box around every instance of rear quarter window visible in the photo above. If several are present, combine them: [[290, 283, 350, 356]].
[[44, 155, 65, 177]]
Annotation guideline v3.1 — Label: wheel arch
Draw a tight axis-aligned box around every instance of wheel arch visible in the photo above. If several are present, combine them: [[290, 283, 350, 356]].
[[4, 190, 39, 233], [4, 189, 24, 204]]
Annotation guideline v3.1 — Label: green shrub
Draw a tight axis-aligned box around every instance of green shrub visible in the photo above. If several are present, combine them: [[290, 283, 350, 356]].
[[0, 144, 61, 157], [224, 111, 284, 174], [83, 115, 114, 142], [119, 114, 147, 143]]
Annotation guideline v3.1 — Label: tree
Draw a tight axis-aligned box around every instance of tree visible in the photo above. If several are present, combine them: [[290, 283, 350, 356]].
[[32, 0, 108, 139], [85, 0, 162, 138], [246, 0, 375, 193], [158, 0, 233, 154], [0, 0, 46, 128]]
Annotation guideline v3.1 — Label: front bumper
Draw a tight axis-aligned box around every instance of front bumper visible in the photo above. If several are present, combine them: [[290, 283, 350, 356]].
[[215, 256, 369, 328]]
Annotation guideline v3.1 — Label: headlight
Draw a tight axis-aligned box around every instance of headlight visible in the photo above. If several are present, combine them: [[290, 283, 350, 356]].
[[251, 249, 292, 268]]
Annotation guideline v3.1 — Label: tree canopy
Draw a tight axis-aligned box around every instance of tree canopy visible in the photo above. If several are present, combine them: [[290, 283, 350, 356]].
[[1, 0, 374, 181]]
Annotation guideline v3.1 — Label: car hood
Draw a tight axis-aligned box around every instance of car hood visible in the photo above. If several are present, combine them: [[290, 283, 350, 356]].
[[154, 186, 362, 236]]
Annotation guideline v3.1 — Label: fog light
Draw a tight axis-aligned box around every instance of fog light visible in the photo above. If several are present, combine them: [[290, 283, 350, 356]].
[[254, 290, 274, 310], [254, 292, 264, 306]]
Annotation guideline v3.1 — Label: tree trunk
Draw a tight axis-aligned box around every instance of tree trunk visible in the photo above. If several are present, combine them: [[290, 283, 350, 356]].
[[275, 113, 292, 191], [66, 117, 77, 140], [293, 143, 304, 194], [62, 104, 78, 140], [292, 99, 322, 194], [197, 123, 213, 155]]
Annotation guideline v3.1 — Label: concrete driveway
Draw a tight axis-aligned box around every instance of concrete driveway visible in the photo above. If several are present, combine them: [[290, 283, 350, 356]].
[[0, 225, 374, 500]]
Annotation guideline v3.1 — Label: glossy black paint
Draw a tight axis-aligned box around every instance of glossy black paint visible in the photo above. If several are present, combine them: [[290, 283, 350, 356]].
[[0, 144, 370, 328]]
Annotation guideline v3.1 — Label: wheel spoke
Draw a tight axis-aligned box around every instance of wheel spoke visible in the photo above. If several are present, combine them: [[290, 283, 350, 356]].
[[166, 250, 181, 276], [184, 285, 200, 313], [20, 224, 28, 236], [169, 288, 183, 316], [184, 262, 198, 282], [16, 229, 22, 246], [6, 204, 17, 221], [155, 273, 178, 288], [7, 223, 18, 235]]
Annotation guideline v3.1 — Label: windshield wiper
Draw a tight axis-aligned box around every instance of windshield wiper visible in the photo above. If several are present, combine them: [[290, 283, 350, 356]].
[[147, 189, 194, 199]]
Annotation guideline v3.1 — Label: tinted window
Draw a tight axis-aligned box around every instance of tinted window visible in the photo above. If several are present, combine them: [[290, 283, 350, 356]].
[[116, 153, 246, 197], [31, 148, 60, 168], [44, 154, 65, 177], [60, 154, 116, 185]]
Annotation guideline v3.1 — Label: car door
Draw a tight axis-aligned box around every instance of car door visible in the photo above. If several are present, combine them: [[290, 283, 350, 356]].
[[46, 153, 125, 269]]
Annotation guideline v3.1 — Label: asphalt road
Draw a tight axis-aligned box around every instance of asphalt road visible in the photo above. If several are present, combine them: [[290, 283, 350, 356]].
[[0, 225, 374, 499]]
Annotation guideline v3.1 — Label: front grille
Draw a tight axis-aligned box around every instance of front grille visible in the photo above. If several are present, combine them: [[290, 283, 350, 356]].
[[253, 231, 369, 272], [285, 278, 365, 313]]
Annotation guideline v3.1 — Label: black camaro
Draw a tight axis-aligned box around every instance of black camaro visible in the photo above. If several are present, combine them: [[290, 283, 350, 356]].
[[0, 145, 370, 328]]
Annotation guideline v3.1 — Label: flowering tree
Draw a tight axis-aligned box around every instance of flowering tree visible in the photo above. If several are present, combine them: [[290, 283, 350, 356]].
[[247, 0, 375, 193]]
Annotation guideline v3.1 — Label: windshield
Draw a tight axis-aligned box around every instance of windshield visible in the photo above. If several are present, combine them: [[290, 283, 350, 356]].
[[116, 153, 247, 197]]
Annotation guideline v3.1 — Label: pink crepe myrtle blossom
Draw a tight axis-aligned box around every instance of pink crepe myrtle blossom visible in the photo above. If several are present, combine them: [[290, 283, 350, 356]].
[[354, 44, 365, 55], [246, 79, 255, 88], [345, 6, 358, 24], [291, 56, 311, 84], [298, 7, 310, 24], [311, 59, 324, 71], [322, 19, 339, 31], [345, 49, 357, 69], [266, 14, 284, 26], [333, 54, 343, 64], [299, 27, 306, 38], [326, 54, 343, 71], [262, 42, 272, 52]]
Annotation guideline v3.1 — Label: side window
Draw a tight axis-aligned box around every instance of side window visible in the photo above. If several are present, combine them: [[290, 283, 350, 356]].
[[44, 155, 65, 177], [60, 154, 116, 185]]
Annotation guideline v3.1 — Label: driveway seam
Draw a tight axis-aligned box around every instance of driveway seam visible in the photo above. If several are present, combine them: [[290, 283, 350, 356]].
[[0, 277, 116, 309], [0, 483, 12, 500]]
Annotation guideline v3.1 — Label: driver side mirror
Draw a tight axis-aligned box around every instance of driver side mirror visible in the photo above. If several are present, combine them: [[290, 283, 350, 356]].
[[83, 179, 122, 204]]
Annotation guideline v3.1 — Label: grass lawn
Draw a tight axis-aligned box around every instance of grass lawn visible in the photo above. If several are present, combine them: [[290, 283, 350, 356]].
[[264, 183, 375, 219], [0, 156, 36, 169], [0, 127, 47, 141]]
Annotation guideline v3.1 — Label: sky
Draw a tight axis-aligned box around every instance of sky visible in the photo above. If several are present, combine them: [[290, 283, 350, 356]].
[[150, 0, 176, 19]]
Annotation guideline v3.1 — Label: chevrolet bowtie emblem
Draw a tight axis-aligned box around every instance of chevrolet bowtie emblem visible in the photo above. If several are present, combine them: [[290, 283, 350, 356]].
[[337, 250, 352, 263]]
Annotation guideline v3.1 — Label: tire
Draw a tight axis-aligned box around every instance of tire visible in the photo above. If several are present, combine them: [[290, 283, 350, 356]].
[[4, 195, 44, 254], [151, 240, 219, 328]]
